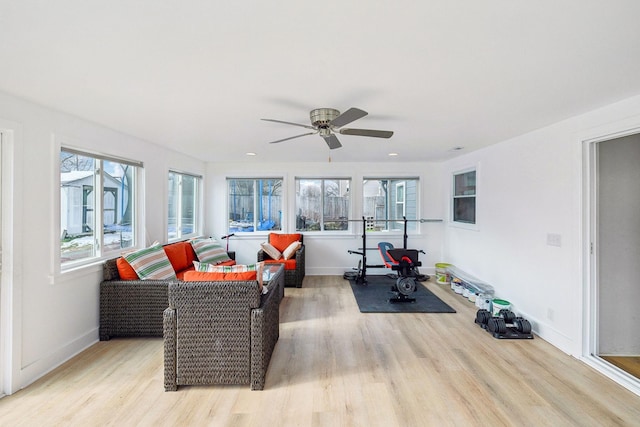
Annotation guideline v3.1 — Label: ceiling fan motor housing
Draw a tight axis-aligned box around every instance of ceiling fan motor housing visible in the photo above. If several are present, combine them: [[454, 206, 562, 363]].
[[310, 108, 340, 128]]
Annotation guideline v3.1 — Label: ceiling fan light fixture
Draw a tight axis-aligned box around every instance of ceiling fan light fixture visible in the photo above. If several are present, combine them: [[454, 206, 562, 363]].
[[310, 108, 340, 128], [262, 106, 394, 150]]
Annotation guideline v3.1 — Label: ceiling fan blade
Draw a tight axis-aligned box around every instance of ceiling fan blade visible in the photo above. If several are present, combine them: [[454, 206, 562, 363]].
[[261, 118, 316, 130], [268, 132, 317, 144], [339, 128, 394, 138], [322, 133, 342, 149], [330, 107, 368, 128]]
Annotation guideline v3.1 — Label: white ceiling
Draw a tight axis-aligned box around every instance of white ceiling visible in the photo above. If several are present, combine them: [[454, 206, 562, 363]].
[[2, 1, 640, 163]]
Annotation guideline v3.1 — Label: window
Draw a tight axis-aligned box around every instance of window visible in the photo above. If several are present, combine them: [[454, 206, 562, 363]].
[[60, 149, 140, 266], [295, 178, 350, 231], [452, 169, 476, 224], [362, 178, 418, 232], [168, 171, 201, 240], [227, 178, 282, 233]]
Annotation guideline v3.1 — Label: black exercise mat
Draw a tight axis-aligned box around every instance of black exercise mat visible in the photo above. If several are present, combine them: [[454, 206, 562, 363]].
[[348, 275, 456, 313]]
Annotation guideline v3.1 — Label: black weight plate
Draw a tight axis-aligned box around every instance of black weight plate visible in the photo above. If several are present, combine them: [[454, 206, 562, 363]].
[[499, 309, 516, 323], [520, 319, 532, 334], [490, 318, 500, 334], [476, 309, 491, 325]]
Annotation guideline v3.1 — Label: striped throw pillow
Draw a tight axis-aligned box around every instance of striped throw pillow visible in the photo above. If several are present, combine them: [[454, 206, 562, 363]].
[[190, 238, 231, 265], [193, 261, 265, 287], [123, 244, 177, 280]]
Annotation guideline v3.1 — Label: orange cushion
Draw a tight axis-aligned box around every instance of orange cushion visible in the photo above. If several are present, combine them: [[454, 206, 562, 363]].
[[116, 257, 139, 280], [175, 265, 195, 280], [217, 259, 237, 266], [264, 258, 296, 270], [185, 243, 197, 266], [163, 242, 191, 272], [269, 233, 301, 253], [182, 271, 257, 282]]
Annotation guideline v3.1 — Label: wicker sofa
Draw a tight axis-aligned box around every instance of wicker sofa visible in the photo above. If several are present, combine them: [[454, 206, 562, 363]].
[[99, 241, 235, 341], [163, 265, 284, 391]]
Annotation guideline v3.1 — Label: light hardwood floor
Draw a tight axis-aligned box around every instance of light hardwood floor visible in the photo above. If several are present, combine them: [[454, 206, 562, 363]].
[[2, 276, 640, 426]]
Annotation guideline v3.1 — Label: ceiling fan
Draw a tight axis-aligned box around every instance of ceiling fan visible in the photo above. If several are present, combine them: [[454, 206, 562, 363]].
[[261, 107, 394, 149]]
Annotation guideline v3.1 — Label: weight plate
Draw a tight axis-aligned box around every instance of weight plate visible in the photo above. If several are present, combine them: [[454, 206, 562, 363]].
[[396, 277, 416, 295], [519, 319, 532, 334], [476, 309, 490, 325], [496, 318, 507, 334], [499, 309, 516, 323]]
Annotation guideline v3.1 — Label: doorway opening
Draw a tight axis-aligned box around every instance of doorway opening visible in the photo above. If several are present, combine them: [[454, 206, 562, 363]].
[[585, 131, 640, 395]]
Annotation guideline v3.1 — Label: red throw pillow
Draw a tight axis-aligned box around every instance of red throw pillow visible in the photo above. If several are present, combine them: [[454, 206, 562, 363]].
[[163, 242, 190, 272], [116, 257, 139, 280], [269, 233, 301, 253], [185, 242, 197, 266]]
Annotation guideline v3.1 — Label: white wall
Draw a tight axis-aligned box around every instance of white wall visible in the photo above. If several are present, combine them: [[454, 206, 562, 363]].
[[441, 94, 640, 356], [0, 90, 205, 393], [205, 161, 446, 277]]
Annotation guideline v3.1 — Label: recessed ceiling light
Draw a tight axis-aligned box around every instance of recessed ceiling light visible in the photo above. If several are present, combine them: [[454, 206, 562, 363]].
[[245, 152, 257, 156], [388, 152, 399, 157]]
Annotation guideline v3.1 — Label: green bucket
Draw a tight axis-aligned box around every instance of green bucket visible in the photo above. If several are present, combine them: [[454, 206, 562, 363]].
[[491, 298, 511, 316], [435, 263, 451, 284]]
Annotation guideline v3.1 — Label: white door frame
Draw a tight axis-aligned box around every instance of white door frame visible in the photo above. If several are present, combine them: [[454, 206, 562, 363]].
[[0, 119, 22, 396], [582, 129, 640, 397]]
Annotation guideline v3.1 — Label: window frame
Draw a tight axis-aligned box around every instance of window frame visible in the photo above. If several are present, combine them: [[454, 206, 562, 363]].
[[295, 177, 352, 233], [451, 167, 477, 228], [168, 170, 202, 242], [59, 146, 142, 271], [226, 177, 283, 234], [362, 177, 419, 233]]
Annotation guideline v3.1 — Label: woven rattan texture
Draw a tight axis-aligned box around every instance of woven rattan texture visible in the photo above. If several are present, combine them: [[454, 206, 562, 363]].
[[164, 266, 284, 391], [100, 258, 172, 340]]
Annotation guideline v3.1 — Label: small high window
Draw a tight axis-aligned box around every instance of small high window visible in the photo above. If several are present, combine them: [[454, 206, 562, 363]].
[[452, 169, 476, 225]]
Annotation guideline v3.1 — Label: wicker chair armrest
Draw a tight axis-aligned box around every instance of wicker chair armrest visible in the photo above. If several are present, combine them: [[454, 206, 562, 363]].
[[99, 279, 171, 340], [250, 265, 284, 390], [257, 249, 273, 262], [163, 307, 177, 391]]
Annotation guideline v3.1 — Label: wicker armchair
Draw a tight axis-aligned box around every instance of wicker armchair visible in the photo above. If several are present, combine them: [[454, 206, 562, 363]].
[[163, 266, 284, 391], [257, 234, 305, 287]]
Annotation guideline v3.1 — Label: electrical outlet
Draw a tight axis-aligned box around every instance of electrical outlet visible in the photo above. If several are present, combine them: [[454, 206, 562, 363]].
[[547, 233, 562, 247], [547, 308, 554, 322]]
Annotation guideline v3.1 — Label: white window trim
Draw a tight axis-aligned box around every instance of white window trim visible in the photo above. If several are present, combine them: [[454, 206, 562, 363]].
[[55, 139, 143, 278], [295, 177, 352, 233], [226, 177, 284, 235], [361, 177, 420, 235], [168, 170, 202, 242]]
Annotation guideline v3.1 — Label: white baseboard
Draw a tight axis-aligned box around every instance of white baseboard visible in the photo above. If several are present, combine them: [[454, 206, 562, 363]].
[[18, 328, 98, 392]]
